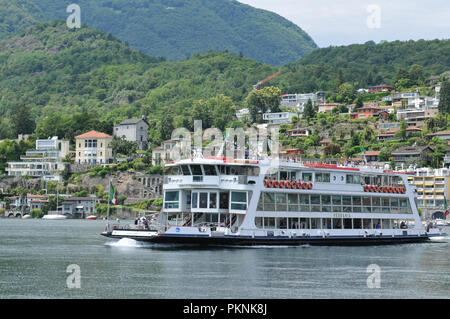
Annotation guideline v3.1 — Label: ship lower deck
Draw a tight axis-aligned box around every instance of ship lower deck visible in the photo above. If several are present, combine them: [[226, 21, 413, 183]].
[[101, 230, 444, 246]]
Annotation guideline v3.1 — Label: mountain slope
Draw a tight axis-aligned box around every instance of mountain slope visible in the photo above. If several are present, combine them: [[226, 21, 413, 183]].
[[0, 0, 317, 65], [0, 21, 277, 139], [275, 39, 450, 93]]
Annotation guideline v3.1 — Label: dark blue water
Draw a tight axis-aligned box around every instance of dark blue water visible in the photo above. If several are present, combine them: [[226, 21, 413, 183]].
[[0, 219, 448, 298]]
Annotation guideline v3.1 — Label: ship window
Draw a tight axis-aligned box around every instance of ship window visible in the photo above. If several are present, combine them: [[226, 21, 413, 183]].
[[299, 194, 310, 205], [231, 191, 247, 210], [181, 165, 191, 175], [255, 217, 263, 228], [190, 165, 203, 175], [363, 218, 372, 229], [353, 218, 362, 229], [332, 196, 342, 206], [264, 217, 275, 228], [343, 219, 352, 229], [203, 165, 217, 176], [332, 218, 342, 229], [352, 196, 362, 206], [165, 191, 179, 202], [315, 173, 330, 183], [164, 191, 179, 209], [199, 193, 208, 208], [209, 193, 217, 209], [302, 172, 313, 182], [300, 218, 309, 229], [372, 197, 381, 206], [346, 175, 361, 184], [278, 218, 287, 229], [343, 196, 352, 206], [311, 195, 320, 205], [288, 218, 299, 229], [288, 193, 298, 204], [263, 192, 275, 211], [275, 193, 287, 211], [390, 198, 399, 207], [310, 218, 320, 229], [322, 195, 331, 205], [279, 171, 288, 180], [219, 192, 229, 209], [192, 192, 198, 208]]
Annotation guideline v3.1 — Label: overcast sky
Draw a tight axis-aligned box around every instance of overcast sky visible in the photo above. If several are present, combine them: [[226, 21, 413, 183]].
[[238, 0, 450, 47]]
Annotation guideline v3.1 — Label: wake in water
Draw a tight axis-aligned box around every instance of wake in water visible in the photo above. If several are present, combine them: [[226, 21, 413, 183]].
[[105, 238, 149, 248]]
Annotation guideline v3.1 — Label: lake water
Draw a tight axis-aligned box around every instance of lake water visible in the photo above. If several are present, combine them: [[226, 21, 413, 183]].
[[0, 219, 448, 299]]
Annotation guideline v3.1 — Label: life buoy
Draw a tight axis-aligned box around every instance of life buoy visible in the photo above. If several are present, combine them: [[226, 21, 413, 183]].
[[377, 186, 383, 193], [296, 181, 302, 189], [273, 180, 279, 188], [383, 186, 389, 193], [267, 179, 273, 188], [286, 181, 292, 189], [307, 182, 313, 190], [301, 182, 307, 189], [364, 185, 369, 192], [264, 179, 268, 187], [290, 181, 296, 189], [279, 180, 286, 188], [401, 187, 406, 194], [368, 185, 373, 192]]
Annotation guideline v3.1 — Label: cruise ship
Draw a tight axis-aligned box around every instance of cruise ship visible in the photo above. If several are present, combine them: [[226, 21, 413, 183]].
[[101, 156, 446, 245]]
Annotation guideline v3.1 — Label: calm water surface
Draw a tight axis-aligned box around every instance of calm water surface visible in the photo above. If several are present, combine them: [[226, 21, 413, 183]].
[[0, 219, 448, 299]]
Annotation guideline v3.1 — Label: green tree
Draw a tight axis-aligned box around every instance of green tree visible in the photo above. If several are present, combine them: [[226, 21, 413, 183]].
[[302, 98, 316, 122], [395, 119, 408, 141], [245, 86, 282, 123], [438, 81, 450, 114], [207, 94, 236, 131], [336, 83, 355, 104], [11, 103, 35, 136]]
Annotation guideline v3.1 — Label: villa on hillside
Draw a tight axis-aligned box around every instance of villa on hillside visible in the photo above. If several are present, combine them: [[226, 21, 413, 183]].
[[113, 116, 149, 150], [6, 137, 69, 181], [75, 130, 113, 165]]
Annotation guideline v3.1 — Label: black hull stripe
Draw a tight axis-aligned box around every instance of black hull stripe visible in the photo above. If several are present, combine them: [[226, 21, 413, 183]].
[[101, 233, 437, 246]]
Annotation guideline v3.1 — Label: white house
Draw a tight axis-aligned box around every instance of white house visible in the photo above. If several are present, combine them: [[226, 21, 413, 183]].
[[6, 137, 69, 181], [114, 116, 149, 150]]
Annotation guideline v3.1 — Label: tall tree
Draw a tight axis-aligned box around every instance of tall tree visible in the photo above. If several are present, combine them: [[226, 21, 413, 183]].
[[302, 98, 316, 121], [245, 86, 282, 123], [11, 103, 35, 136], [438, 81, 450, 114]]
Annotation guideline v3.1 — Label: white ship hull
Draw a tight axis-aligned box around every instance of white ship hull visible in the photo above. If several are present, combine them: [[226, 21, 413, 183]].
[[102, 158, 447, 245]]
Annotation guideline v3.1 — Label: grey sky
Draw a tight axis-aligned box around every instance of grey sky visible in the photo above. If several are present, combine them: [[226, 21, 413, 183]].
[[238, 0, 450, 47]]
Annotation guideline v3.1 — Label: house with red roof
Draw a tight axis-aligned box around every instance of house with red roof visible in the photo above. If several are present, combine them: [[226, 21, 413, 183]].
[[75, 130, 113, 165]]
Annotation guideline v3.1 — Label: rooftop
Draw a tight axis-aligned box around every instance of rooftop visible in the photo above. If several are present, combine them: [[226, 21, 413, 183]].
[[75, 130, 112, 139], [117, 118, 148, 126]]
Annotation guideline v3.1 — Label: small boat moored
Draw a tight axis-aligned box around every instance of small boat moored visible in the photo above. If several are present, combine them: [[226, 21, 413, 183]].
[[42, 214, 68, 220]]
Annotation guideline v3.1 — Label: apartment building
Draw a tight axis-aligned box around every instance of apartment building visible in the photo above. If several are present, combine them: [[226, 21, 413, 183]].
[[408, 168, 450, 208], [6, 137, 69, 181]]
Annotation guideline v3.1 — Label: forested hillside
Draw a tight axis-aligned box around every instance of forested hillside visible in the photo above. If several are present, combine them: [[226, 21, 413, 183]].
[[276, 40, 450, 93], [0, 0, 317, 65], [0, 20, 277, 141], [1, 21, 449, 145]]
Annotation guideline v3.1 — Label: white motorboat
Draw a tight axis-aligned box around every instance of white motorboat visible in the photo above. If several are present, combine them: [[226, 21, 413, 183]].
[[42, 214, 67, 220]]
